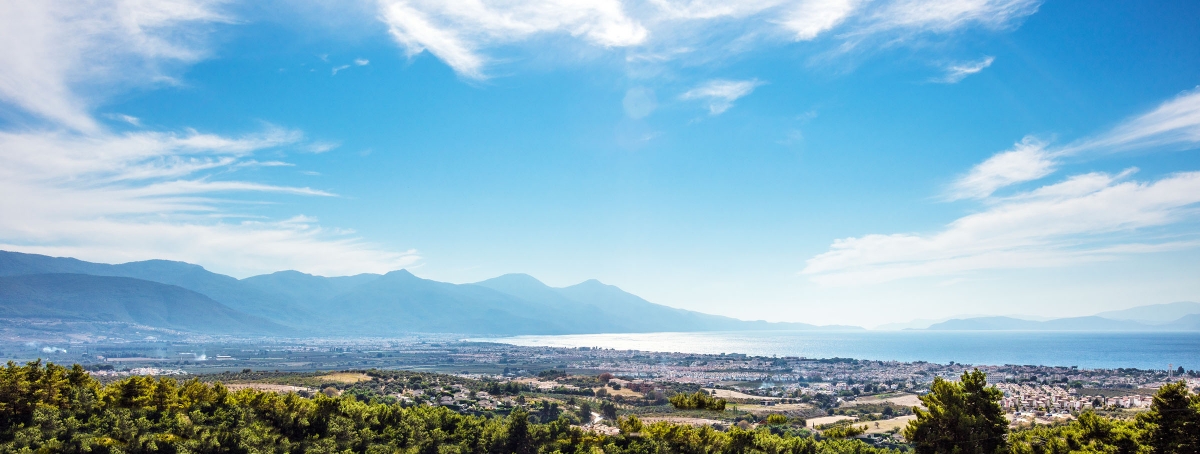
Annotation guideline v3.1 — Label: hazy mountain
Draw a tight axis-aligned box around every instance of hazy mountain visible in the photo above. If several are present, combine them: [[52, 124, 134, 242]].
[[924, 315, 1178, 331], [1163, 314, 1200, 331], [0, 251, 312, 325], [0, 274, 287, 335], [240, 270, 382, 313], [0, 250, 857, 336], [1095, 301, 1200, 324], [481, 275, 855, 332]]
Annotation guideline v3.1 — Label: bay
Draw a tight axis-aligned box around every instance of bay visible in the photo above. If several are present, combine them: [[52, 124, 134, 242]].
[[477, 330, 1200, 370]]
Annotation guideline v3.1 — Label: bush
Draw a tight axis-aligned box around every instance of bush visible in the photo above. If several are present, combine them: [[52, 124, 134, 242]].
[[824, 424, 866, 439], [765, 414, 790, 425], [669, 391, 727, 411]]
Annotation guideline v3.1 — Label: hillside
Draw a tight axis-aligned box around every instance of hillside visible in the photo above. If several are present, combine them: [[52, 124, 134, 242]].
[[0, 274, 287, 335]]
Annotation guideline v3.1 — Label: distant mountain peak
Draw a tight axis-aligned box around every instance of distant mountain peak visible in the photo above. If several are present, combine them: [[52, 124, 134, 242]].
[[383, 269, 417, 278], [572, 278, 610, 288], [477, 273, 547, 287]]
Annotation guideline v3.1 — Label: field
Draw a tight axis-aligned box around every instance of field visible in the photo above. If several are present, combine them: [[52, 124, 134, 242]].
[[844, 393, 922, 408], [316, 372, 372, 383], [705, 388, 780, 401]]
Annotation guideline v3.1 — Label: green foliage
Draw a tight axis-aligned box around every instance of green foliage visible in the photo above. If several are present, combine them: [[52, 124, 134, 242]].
[[823, 424, 866, 439], [0, 360, 901, 454], [600, 401, 618, 420], [1008, 381, 1200, 454], [485, 380, 527, 395], [618, 415, 644, 434], [669, 391, 728, 411], [1008, 411, 1144, 454], [765, 414, 790, 425], [903, 369, 1008, 454], [1138, 381, 1200, 454]]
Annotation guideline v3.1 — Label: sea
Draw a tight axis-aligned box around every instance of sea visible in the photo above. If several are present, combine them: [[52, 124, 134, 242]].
[[475, 330, 1200, 371]]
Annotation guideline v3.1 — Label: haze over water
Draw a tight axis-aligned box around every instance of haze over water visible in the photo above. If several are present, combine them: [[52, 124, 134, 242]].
[[480, 331, 1200, 371]]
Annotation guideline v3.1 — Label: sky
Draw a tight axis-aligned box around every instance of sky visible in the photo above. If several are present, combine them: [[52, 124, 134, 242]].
[[1, 0, 1199, 328]]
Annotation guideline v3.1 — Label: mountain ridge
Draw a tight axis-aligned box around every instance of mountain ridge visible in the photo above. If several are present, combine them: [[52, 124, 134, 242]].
[[0, 251, 854, 336]]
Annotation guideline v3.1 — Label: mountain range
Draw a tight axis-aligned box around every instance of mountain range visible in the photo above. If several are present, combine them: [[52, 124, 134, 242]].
[[922, 302, 1200, 331], [0, 250, 850, 337]]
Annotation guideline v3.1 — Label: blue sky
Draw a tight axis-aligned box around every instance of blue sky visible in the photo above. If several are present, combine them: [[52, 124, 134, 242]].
[[1, 0, 1199, 327]]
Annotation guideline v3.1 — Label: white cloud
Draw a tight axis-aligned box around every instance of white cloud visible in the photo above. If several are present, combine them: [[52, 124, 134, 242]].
[[806, 87, 1200, 286], [378, 0, 648, 79], [0, 0, 229, 131], [1064, 87, 1200, 155], [936, 55, 994, 83], [803, 170, 1200, 286], [780, 0, 862, 40], [946, 136, 1054, 200], [680, 79, 764, 114], [0, 127, 420, 277], [355, 58, 371, 65], [375, 0, 1041, 78], [104, 113, 143, 126], [862, 0, 1040, 35], [332, 64, 351, 75], [306, 140, 342, 153], [947, 87, 1200, 201], [0, 0, 420, 277]]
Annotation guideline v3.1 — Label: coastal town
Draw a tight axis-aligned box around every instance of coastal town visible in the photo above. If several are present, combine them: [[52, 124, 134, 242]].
[[9, 337, 1195, 419]]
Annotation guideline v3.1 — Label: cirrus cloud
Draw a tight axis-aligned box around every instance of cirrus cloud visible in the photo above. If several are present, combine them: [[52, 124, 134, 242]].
[[680, 78, 765, 114], [805, 87, 1200, 286], [376, 0, 1043, 79], [0, 127, 421, 277]]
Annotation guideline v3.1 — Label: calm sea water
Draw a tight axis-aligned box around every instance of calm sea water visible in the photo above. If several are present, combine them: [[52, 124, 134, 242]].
[[476, 331, 1200, 370]]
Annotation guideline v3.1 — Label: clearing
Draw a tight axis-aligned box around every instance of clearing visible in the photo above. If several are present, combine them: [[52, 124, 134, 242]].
[[226, 383, 315, 394], [805, 415, 857, 428], [316, 372, 372, 384], [843, 393, 922, 408], [863, 415, 916, 434], [641, 416, 726, 427], [704, 388, 780, 401]]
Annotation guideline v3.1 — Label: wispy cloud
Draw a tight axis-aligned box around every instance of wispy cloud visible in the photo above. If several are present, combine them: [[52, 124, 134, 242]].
[[375, 0, 1042, 79], [0, 127, 419, 277], [804, 87, 1200, 285], [945, 136, 1054, 200], [0, 1, 420, 277], [681, 79, 765, 114], [1062, 87, 1200, 155], [378, 0, 647, 79], [936, 56, 994, 83], [0, 0, 230, 132], [804, 169, 1200, 286], [306, 140, 341, 153], [104, 113, 143, 126], [948, 87, 1200, 200]]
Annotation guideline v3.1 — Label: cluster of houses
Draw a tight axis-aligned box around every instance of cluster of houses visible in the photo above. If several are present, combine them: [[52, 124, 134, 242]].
[[996, 383, 1152, 412]]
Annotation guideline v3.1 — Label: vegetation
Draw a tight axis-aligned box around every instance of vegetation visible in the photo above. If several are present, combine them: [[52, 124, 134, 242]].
[[5, 360, 1200, 453], [904, 369, 1009, 453], [764, 414, 789, 425], [823, 424, 867, 439], [668, 391, 728, 411], [0, 360, 895, 453], [905, 369, 1200, 454]]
